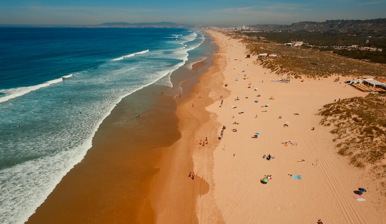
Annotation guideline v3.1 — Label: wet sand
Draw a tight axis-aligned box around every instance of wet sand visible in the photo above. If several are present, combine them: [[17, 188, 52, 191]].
[[27, 29, 386, 224], [27, 35, 216, 223], [27, 84, 180, 224], [148, 42, 228, 223]]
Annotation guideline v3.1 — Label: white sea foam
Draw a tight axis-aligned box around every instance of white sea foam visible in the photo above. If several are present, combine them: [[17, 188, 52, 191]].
[[0, 144, 91, 224], [0, 77, 64, 103], [112, 49, 149, 61], [181, 32, 197, 45], [61, 74, 73, 80], [156, 32, 205, 87], [165, 34, 182, 39], [0, 76, 168, 224], [0, 29, 209, 224]]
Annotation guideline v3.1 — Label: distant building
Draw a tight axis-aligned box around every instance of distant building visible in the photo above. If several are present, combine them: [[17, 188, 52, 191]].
[[284, 41, 303, 47], [363, 78, 386, 90], [292, 41, 304, 47], [359, 47, 381, 52], [347, 78, 386, 92], [374, 77, 386, 84]]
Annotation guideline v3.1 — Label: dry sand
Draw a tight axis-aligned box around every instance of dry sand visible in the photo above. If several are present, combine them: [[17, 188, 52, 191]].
[[151, 30, 385, 224]]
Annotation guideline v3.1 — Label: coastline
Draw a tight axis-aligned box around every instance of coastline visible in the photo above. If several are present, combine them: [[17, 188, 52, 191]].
[[148, 32, 228, 223], [149, 29, 385, 223], [26, 83, 180, 223], [26, 30, 216, 223], [24, 29, 385, 224]]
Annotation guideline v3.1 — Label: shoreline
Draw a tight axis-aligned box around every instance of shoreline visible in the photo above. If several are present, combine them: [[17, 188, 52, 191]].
[[149, 30, 385, 223], [148, 31, 228, 222], [26, 30, 217, 224], [24, 29, 385, 224]]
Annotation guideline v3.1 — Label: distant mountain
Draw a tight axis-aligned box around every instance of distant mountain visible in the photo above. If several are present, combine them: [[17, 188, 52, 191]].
[[98, 22, 191, 28], [251, 19, 386, 33]]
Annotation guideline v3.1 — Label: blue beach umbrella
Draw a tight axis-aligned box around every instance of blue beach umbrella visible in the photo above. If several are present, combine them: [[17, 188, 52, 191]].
[[358, 188, 367, 193], [255, 133, 260, 135], [293, 175, 302, 180]]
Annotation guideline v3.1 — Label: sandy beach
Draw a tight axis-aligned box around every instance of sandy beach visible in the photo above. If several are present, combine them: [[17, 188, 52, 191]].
[[150, 30, 386, 223], [25, 29, 385, 224], [26, 36, 216, 224]]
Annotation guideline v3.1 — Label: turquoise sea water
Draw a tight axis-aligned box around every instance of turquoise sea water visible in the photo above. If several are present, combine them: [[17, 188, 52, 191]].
[[0, 28, 210, 223]]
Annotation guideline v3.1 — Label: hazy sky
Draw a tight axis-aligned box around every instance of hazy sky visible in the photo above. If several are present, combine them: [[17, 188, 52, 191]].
[[1, 0, 385, 26]]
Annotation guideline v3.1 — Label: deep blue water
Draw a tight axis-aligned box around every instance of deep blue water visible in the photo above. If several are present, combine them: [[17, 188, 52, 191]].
[[0, 28, 184, 89], [0, 27, 208, 224]]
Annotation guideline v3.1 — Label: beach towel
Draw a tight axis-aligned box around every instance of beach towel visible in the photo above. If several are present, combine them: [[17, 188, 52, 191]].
[[293, 175, 302, 180], [353, 195, 366, 201], [353, 195, 363, 199]]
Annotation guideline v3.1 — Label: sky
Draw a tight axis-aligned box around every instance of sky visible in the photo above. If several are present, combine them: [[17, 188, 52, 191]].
[[0, 0, 385, 26]]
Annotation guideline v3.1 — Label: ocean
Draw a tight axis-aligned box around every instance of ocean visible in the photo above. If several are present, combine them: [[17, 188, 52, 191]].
[[0, 27, 214, 223]]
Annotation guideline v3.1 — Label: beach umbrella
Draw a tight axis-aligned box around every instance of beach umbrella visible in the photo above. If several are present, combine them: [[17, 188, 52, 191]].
[[358, 188, 367, 193], [262, 178, 269, 184], [255, 133, 260, 135], [293, 175, 302, 180], [354, 190, 363, 195]]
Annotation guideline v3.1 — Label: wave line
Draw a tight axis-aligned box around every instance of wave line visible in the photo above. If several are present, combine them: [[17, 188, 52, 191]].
[[112, 49, 150, 61]]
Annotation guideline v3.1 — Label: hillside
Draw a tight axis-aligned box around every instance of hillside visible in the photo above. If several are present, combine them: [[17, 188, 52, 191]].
[[251, 18, 386, 34]]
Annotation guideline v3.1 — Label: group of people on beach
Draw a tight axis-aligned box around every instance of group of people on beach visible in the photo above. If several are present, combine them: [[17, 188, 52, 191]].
[[222, 47, 326, 224], [188, 172, 195, 180], [218, 125, 226, 139], [199, 137, 208, 146]]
